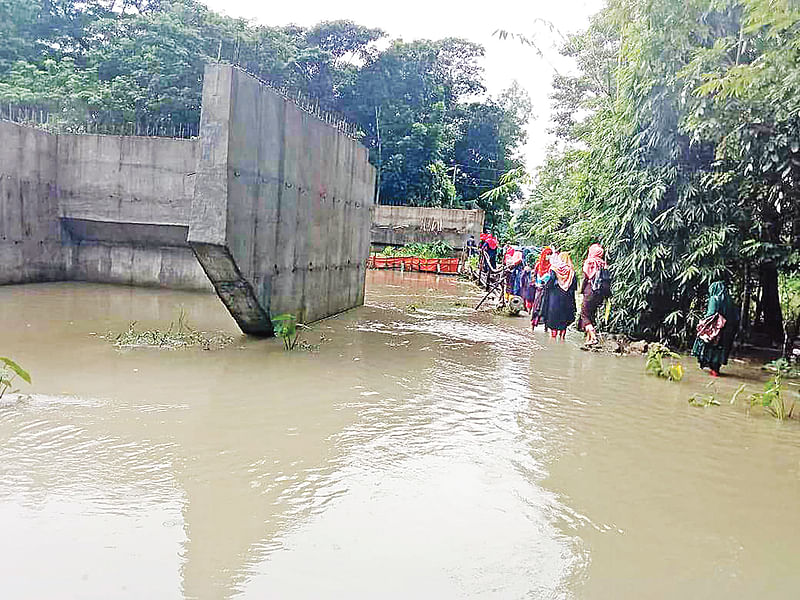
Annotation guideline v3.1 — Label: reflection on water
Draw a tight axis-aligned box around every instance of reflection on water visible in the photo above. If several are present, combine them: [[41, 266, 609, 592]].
[[1, 270, 799, 599]]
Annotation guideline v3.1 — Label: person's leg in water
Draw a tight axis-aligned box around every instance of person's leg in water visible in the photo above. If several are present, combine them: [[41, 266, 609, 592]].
[[550, 328, 557, 339], [559, 329, 566, 340], [697, 356, 720, 377], [585, 323, 598, 345]]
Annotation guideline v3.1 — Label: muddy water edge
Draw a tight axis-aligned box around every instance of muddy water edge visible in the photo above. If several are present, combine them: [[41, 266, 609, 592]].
[[1, 270, 799, 599]]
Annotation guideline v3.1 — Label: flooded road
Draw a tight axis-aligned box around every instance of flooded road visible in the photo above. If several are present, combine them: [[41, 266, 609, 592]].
[[2, 270, 800, 599]]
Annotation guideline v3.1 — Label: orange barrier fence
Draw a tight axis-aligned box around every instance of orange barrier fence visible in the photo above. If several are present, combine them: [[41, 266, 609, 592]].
[[368, 255, 460, 274]]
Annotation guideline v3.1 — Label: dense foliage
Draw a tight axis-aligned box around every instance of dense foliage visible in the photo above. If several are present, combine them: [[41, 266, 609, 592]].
[[0, 0, 529, 227], [378, 241, 454, 259], [513, 0, 800, 348]]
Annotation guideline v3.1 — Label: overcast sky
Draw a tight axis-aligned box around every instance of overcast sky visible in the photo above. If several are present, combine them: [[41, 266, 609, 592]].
[[202, 0, 604, 171]]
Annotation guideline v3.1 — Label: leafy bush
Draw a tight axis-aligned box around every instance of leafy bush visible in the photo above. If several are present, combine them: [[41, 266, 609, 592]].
[[380, 242, 454, 259]]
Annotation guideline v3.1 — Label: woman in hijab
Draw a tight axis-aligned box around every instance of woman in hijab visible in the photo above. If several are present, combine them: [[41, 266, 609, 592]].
[[504, 248, 524, 300], [577, 243, 608, 346], [544, 251, 577, 340], [478, 233, 488, 272], [692, 281, 738, 377], [521, 253, 536, 313], [529, 247, 553, 330], [485, 234, 498, 269]]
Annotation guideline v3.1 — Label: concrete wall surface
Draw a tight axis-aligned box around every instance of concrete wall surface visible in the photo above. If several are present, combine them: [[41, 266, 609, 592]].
[[0, 122, 64, 284], [371, 205, 485, 248], [189, 64, 376, 334], [65, 240, 211, 290], [1, 65, 376, 334], [56, 133, 209, 291], [58, 134, 197, 225]]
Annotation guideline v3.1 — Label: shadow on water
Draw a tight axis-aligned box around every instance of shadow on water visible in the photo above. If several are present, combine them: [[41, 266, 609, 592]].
[[0, 272, 799, 599]]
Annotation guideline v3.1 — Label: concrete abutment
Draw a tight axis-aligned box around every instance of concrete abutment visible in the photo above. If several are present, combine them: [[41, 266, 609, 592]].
[[0, 64, 377, 336]]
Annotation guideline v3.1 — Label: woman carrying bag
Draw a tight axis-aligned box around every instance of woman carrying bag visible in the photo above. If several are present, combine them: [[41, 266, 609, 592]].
[[692, 281, 738, 377]]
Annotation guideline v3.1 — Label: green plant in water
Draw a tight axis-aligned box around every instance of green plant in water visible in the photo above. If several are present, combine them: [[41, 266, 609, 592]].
[[0, 357, 31, 400], [730, 384, 747, 406], [689, 381, 719, 407], [763, 358, 800, 379], [271, 314, 310, 351], [750, 373, 796, 421], [645, 343, 684, 382], [113, 307, 234, 350]]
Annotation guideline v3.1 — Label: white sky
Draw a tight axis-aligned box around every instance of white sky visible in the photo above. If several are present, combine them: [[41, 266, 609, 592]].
[[202, 0, 605, 171]]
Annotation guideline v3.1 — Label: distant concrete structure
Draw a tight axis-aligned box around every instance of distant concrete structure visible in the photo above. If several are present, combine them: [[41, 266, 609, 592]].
[[0, 64, 376, 336], [371, 205, 485, 249]]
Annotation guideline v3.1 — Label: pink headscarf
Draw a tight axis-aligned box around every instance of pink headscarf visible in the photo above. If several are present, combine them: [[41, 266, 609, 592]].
[[550, 252, 575, 292], [583, 244, 606, 281], [505, 249, 523, 266]]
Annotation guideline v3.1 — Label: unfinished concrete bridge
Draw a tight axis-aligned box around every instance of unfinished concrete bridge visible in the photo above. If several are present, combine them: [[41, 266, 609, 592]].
[[0, 64, 376, 335]]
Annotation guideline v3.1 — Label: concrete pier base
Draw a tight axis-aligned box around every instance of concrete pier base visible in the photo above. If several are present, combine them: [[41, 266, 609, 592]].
[[0, 64, 376, 336]]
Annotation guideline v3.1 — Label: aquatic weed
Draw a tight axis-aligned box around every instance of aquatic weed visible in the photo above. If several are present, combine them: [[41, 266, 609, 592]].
[[749, 373, 796, 421], [689, 381, 720, 407], [763, 358, 800, 379], [112, 308, 234, 350], [271, 313, 312, 351], [0, 357, 31, 400], [645, 343, 684, 382]]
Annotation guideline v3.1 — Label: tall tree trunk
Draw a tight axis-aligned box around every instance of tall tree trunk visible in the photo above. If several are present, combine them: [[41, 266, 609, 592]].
[[758, 263, 783, 346], [739, 263, 751, 338]]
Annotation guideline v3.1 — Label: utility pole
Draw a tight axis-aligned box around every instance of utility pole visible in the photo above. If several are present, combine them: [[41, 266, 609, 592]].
[[375, 106, 382, 205]]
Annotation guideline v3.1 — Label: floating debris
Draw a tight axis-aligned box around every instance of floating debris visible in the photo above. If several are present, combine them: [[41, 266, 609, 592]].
[[110, 310, 234, 351]]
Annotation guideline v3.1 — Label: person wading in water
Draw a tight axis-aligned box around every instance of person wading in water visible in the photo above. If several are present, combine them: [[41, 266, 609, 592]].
[[577, 244, 611, 346], [692, 281, 739, 377], [529, 247, 553, 331], [544, 252, 577, 340]]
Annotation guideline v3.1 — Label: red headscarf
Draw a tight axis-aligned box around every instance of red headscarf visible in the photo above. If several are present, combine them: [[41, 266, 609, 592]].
[[534, 247, 553, 278], [480, 233, 487, 241], [550, 252, 575, 291], [486, 235, 498, 250], [583, 243, 606, 280]]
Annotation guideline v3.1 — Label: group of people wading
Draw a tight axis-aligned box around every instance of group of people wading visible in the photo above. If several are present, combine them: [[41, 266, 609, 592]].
[[527, 244, 611, 345], [474, 234, 738, 375], [477, 236, 612, 347]]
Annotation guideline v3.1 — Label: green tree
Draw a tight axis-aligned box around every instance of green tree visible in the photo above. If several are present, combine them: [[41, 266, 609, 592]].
[[0, 2, 529, 230]]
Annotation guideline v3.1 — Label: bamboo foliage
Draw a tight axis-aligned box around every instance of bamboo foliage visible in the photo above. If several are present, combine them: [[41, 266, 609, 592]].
[[513, 0, 800, 347]]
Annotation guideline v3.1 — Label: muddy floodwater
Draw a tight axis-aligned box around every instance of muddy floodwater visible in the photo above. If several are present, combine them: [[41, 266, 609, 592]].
[[2, 271, 800, 599]]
